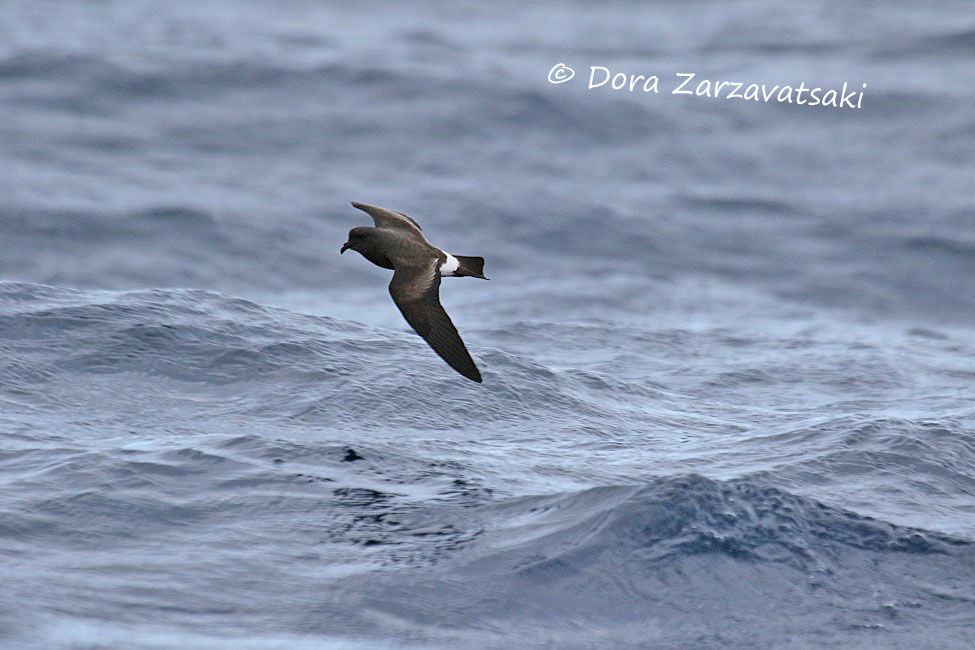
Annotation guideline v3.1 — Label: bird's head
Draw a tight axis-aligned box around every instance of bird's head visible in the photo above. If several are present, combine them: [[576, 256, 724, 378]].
[[340, 226, 373, 254]]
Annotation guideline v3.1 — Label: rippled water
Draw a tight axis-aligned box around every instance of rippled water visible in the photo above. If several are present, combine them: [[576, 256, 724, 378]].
[[2, 1, 974, 647]]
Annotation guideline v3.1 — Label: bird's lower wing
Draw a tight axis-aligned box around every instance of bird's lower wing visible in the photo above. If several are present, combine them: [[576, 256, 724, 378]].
[[389, 264, 482, 383]]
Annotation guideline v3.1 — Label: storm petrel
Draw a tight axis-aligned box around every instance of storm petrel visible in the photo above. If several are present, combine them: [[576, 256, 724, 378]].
[[341, 202, 488, 383]]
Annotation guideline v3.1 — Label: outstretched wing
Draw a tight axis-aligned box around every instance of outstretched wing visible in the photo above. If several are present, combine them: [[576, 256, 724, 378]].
[[351, 202, 424, 236], [388, 260, 482, 383]]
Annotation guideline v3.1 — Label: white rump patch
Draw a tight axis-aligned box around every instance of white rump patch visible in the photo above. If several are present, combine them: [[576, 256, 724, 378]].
[[439, 253, 460, 276]]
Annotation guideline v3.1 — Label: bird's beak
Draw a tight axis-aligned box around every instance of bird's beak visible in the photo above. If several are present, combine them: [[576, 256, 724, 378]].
[[340, 241, 352, 254]]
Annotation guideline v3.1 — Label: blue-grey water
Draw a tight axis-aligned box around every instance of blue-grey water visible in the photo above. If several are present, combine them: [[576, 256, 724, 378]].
[[2, 1, 974, 647]]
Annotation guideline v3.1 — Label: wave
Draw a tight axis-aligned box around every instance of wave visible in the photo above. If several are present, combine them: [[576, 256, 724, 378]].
[[321, 474, 975, 645], [874, 27, 975, 59], [462, 474, 971, 572], [0, 48, 670, 146], [0, 283, 619, 428], [904, 235, 975, 261]]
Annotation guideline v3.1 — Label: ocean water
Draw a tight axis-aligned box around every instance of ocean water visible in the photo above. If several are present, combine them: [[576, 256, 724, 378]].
[[2, 1, 974, 647]]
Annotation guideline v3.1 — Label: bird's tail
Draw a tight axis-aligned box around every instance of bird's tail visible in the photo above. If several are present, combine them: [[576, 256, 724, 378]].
[[453, 255, 489, 279]]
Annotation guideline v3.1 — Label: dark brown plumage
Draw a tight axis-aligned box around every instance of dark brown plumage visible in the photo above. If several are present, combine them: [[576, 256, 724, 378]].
[[341, 202, 488, 383]]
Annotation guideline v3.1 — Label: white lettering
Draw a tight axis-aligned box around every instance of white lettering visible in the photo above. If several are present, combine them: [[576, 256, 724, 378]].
[[673, 72, 695, 95], [566, 65, 867, 110], [588, 66, 610, 89]]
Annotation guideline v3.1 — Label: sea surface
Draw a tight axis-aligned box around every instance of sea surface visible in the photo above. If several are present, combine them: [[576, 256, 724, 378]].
[[2, 1, 974, 647]]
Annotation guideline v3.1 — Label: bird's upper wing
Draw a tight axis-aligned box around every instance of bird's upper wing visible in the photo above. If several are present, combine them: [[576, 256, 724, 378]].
[[351, 202, 424, 236], [388, 259, 482, 383]]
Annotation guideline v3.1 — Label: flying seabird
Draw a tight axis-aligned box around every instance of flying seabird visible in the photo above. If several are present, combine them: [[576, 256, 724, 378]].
[[341, 202, 488, 383]]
